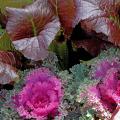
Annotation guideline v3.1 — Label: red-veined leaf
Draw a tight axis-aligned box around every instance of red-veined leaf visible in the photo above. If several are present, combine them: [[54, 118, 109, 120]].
[[49, 0, 81, 36], [0, 51, 22, 84], [0, 63, 18, 84], [79, 0, 120, 46], [6, 0, 60, 61], [107, 3, 120, 46], [79, 0, 115, 36], [74, 39, 111, 57], [79, 0, 115, 20], [80, 18, 109, 36], [0, 51, 22, 68], [110, 107, 120, 120]]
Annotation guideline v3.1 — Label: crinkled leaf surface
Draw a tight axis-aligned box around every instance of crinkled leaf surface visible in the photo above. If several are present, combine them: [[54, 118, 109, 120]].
[[49, 0, 81, 36], [6, 0, 60, 61]]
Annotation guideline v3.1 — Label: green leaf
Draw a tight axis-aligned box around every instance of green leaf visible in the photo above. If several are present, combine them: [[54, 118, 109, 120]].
[[0, 0, 33, 14], [0, 32, 15, 51], [49, 39, 69, 70], [0, 24, 4, 35], [70, 64, 89, 81]]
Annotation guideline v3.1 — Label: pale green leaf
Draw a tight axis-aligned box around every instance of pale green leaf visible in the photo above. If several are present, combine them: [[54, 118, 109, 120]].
[[0, 0, 33, 14], [0, 32, 15, 51]]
